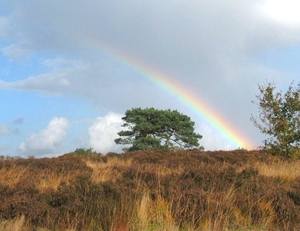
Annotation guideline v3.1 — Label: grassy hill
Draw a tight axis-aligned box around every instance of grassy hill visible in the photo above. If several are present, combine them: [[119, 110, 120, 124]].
[[0, 149, 300, 231]]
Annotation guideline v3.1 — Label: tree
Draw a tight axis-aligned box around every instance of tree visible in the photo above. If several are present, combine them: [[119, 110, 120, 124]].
[[251, 82, 300, 159], [114, 108, 203, 151]]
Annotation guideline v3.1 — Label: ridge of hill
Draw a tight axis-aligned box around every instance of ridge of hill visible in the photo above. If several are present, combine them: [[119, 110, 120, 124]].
[[0, 149, 300, 231]]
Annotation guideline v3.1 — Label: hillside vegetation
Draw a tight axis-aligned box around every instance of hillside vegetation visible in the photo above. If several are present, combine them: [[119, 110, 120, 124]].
[[0, 150, 300, 231]]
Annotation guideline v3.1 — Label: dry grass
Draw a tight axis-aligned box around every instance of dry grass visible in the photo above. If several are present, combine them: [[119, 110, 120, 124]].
[[36, 171, 74, 192], [84, 153, 300, 230], [85, 157, 132, 183], [1, 150, 300, 230], [131, 183, 277, 231], [0, 163, 74, 192], [255, 159, 300, 181], [0, 164, 29, 187], [0, 216, 27, 231], [132, 193, 179, 231], [0, 216, 76, 231], [142, 163, 185, 178]]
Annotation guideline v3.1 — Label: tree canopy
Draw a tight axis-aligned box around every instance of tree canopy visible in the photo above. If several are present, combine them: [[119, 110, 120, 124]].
[[251, 82, 300, 159], [115, 108, 203, 151]]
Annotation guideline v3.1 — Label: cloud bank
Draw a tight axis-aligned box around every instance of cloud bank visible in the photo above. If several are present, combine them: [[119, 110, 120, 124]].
[[88, 112, 125, 154], [18, 117, 70, 156]]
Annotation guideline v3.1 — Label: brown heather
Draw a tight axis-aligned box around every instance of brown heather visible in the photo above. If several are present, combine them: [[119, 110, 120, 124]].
[[0, 149, 300, 231]]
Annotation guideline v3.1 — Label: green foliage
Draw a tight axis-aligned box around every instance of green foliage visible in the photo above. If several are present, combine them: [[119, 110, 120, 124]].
[[251, 82, 300, 159], [115, 107, 203, 151], [73, 148, 97, 156]]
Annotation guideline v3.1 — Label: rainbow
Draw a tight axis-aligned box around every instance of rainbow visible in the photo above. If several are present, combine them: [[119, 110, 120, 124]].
[[86, 40, 255, 149]]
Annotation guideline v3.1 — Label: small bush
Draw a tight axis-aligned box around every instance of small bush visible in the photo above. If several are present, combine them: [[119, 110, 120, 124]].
[[72, 148, 97, 156]]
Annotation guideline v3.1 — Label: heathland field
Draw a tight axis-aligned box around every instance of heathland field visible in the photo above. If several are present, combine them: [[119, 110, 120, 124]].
[[0, 149, 300, 231]]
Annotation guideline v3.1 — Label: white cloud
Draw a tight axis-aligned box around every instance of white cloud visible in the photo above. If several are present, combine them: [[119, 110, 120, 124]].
[[18, 117, 70, 156], [42, 57, 85, 70], [0, 57, 89, 96], [259, 0, 300, 25], [1, 43, 32, 60], [88, 112, 125, 154], [0, 74, 70, 96], [0, 125, 11, 135], [0, 124, 19, 136]]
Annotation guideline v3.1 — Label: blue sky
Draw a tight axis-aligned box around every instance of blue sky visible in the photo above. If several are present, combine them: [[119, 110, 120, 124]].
[[0, 0, 300, 157]]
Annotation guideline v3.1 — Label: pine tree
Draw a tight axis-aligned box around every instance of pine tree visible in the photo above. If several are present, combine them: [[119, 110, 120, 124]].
[[115, 108, 203, 151]]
